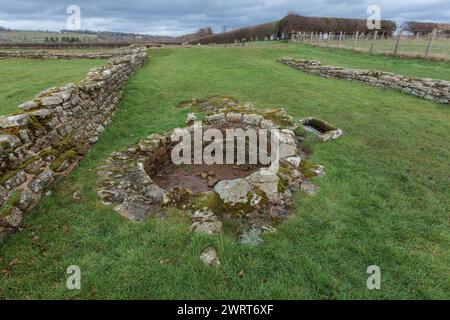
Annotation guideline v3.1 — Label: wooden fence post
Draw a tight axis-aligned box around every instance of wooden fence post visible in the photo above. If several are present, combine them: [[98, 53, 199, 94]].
[[310, 32, 313, 42], [425, 28, 438, 58], [393, 28, 403, 57], [338, 31, 343, 47], [370, 30, 378, 54], [353, 31, 359, 50]]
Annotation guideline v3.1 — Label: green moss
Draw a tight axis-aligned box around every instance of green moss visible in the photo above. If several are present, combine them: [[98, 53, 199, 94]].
[[17, 155, 40, 170], [196, 191, 254, 216], [0, 204, 13, 218], [54, 133, 75, 152], [27, 115, 46, 132], [0, 189, 22, 219], [7, 189, 22, 207], [300, 160, 321, 179], [0, 127, 21, 137], [39, 147, 61, 159], [258, 109, 294, 127], [294, 126, 307, 137], [164, 187, 195, 210], [49, 150, 78, 172], [0, 169, 20, 185], [278, 178, 288, 193]]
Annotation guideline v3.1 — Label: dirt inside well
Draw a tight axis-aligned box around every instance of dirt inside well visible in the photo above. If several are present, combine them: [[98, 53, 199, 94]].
[[151, 161, 263, 193]]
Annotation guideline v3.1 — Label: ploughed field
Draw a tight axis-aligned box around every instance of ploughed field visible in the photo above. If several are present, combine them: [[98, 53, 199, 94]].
[[0, 58, 107, 115], [0, 44, 449, 299]]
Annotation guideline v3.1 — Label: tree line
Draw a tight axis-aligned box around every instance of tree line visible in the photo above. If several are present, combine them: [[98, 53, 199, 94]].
[[402, 21, 450, 35], [191, 14, 399, 44], [278, 14, 397, 35], [45, 36, 81, 43]]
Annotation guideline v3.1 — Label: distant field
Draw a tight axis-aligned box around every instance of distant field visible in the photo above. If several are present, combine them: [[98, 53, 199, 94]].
[[0, 30, 98, 43], [0, 58, 107, 115], [304, 38, 450, 59]]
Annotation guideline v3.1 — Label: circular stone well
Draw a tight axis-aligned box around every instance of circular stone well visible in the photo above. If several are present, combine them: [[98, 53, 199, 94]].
[[97, 96, 326, 236]]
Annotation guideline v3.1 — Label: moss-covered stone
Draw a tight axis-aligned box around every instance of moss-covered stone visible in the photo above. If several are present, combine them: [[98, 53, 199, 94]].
[[49, 150, 78, 172], [39, 147, 61, 159], [0, 189, 22, 219], [300, 160, 321, 179]]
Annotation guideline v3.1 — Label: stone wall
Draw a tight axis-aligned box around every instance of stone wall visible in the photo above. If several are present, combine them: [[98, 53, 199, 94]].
[[279, 58, 450, 104], [0, 47, 138, 60], [0, 47, 148, 242]]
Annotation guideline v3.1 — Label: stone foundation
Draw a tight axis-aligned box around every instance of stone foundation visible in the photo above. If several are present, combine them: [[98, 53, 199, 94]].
[[279, 58, 450, 104], [97, 97, 325, 236], [0, 47, 141, 60], [0, 47, 148, 242]]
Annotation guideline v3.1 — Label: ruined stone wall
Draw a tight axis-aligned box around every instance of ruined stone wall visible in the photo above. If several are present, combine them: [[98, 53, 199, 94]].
[[279, 58, 450, 104], [0, 47, 148, 241], [0, 48, 138, 60]]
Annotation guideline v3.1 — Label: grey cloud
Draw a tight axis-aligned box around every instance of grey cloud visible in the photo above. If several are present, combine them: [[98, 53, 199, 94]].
[[0, 0, 448, 36]]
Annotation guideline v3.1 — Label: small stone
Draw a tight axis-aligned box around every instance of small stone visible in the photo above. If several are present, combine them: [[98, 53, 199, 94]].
[[18, 101, 38, 111], [207, 178, 218, 188], [185, 113, 197, 125], [301, 181, 320, 196], [250, 193, 262, 207], [3, 208, 23, 228], [28, 170, 54, 194], [190, 220, 223, 234], [214, 179, 251, 205], [285, 156, 301, 168], [4, 171, 27, 190], [191, 208, 215, 220], [73, 192, 81, 203], [114, 196, 158, 222], [242, 114, 263, 126], [29, 109, 51, 119], [0, 134, 21, 149], [40, 96, 63, 107], [18, 189, 35, 211], [0, 114, 29, 128], [159, 259, 171, 265], [205, 113, 225, 123], [226, 112, 242, 122], [143, 184, 165, 204], [246, 169, 279, 201], [199, 246, 220, 267], [200, 172, 208, 179], [0, 186, 8, 206]]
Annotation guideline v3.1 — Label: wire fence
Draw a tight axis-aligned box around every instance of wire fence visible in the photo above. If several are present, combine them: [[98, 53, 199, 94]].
[[290, 29, 450, 60]]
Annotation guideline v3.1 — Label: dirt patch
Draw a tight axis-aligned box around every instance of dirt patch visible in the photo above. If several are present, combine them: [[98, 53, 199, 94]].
[[151, 162, 263, 193]]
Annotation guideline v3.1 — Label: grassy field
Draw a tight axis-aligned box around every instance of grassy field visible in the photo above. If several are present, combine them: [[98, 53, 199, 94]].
[[0, 44, 449, 299], [312, 38, 450, 58], [0, 58, 107, 115]]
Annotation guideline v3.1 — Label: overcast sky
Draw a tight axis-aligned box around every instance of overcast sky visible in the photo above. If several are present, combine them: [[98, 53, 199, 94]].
[[0, 0, 449, 36]]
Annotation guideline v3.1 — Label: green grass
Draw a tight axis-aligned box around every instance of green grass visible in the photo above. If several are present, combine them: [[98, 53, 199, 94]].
[[0, 45, 449, 299], [0, 58, 107, 115], [313, 38, 450, 58]]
